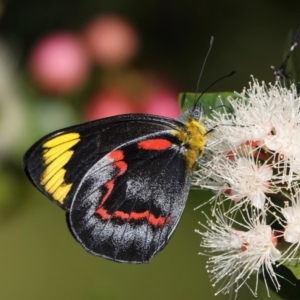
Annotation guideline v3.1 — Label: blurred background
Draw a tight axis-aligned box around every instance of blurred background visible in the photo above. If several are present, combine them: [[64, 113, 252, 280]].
[[0, 0, 300, 299]]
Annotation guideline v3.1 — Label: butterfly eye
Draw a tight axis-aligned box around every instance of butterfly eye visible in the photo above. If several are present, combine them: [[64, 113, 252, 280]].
[[191, 107, 203, 121]]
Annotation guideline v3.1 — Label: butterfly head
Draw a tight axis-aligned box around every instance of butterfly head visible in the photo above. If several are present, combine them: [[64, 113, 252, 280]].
[[179, 104, 205, 124]]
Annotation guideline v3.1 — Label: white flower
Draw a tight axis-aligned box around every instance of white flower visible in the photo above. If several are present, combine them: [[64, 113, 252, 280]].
[[205, 79, 277, 153], [282, 203, 300, 244], [227, 157, 273, 209], [195, 150, 275, 210], [196, 209, 282, 297], [205, 79, 300, 177], [279, 192, 300, 263]]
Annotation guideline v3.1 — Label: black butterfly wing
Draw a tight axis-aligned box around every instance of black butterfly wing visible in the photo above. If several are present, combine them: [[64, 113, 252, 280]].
[[23, 114, 184, 211], [23, 114, 194, 263], [68, 130, 193, 263]]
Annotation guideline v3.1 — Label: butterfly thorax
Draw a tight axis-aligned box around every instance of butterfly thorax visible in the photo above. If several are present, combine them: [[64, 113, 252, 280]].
[[174, 113, 208, 171]]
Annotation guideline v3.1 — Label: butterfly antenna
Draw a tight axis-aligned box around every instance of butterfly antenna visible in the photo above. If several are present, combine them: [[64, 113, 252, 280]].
[[271, 26, 300, 81], [193, 36, 214, 104], [193, 71, 236, 109]]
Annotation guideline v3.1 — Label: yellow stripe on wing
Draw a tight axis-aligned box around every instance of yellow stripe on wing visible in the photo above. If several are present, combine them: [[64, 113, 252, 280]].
[[40, 132, 80, 204]]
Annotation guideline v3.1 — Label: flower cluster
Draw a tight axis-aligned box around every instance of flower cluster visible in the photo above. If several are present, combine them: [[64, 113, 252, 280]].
[[196, 209, 281, 297], [195, 78, 300, 297]]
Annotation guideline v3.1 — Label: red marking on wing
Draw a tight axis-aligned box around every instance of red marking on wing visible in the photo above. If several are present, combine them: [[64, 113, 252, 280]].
[[108, 149, 124, 160], [97, 207, 110, 220], [96, 147, 170, 227], [114, 161, 127, 176], [99, 156, 128, 206], [100, 179, 115, 205], [97, 207, 170, 227], [148, 213, 170, 227], [138, 139, 172, 150]]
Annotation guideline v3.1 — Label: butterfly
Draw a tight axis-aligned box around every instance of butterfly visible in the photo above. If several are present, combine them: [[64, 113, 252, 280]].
[[23, 106, 208, 263]]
